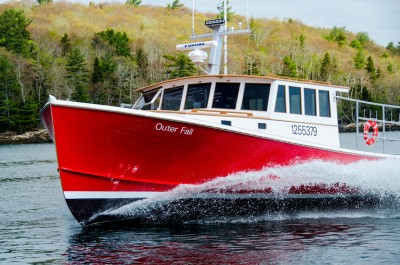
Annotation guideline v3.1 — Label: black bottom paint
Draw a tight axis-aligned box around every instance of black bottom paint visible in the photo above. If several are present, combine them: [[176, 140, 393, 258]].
[[66, 195, 397, 227]]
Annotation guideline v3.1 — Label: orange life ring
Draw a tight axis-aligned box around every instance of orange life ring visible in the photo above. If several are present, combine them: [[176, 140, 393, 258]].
[[363, 120, 378, 145]]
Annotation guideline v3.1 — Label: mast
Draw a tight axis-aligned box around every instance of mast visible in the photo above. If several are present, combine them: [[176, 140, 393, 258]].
[[176, 1, 251, 75]]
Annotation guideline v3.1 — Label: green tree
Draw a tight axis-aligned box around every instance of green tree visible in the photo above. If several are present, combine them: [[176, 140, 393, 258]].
[[126, 0, 141, 6], [325, 26, 347, 47], [164, 52, 197, 79], [167, 0, 184, 10], [354, 50, 365, 69], [217, 0, 234, 21], [37, 0, 52, 5], [134, 47, 148, 79], [0, 54, 19, 132], [94, 29, 131, 57], [65, 48, 90, 102], [0, 9, 33, 57], [356, 32, 370, 45], [365, 56, 376, 80], [281, 55, 297, 78], [320, 52, 337, 81], [60, 33, 72, 57]]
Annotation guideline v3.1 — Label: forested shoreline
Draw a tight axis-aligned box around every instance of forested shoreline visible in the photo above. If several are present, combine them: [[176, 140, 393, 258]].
[[1, 0, 400, 138]]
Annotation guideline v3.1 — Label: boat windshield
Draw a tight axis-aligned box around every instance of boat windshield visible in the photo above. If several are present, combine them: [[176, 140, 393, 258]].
[[134, 89, 160, 110]]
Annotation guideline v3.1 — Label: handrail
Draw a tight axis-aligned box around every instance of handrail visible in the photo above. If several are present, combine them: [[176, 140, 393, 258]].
[[336, 96, 400, 154], [191, 109, 254, 117]]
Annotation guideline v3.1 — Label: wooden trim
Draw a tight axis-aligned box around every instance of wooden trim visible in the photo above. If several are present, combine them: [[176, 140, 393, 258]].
[[191, 109, 253, 117]]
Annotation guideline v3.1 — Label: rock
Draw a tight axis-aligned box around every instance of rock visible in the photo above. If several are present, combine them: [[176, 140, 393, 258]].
[[0, 129, 52, 145]]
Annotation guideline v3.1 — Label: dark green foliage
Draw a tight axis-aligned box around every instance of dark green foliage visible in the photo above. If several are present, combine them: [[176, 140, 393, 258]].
[[0, 9, 33, 57], [386, 41, 400, 55], [0, 54, 19, 132], [281, 55, 297, 78], [126, 0, 141, 6], [163, 52, 197, 79], [94, 29, 131, 57], [60, 33, 72, 57], [0, 53, 38, 133], [66, 48, 90, 102], [167, 0, 184, 10], [134, 47, 148, 79], [320, 52, 337, 81], [37, 0, 52, 5], [325, 26, 347, 47]]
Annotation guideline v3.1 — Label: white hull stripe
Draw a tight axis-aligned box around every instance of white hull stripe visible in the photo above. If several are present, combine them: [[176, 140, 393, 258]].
[[64, 191, 161, 199], [64, 191, 369, 200]]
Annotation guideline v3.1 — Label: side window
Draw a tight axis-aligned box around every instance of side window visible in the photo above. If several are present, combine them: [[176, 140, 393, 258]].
[[304, 88, 316, 116], [319, 90, 331, 117], [212, 83, 240, 109], [275, 85, 286, 113], [161, 86, 183, 111], [289, 86, 301, 114], [185, 83, 211, 109], [241, 83, 271, 111]]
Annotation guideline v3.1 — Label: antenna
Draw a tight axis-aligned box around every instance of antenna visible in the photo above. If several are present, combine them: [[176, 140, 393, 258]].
[[177, 1, 251, 75], [223, 0, 228, 75], [192, 0, 195, 36]]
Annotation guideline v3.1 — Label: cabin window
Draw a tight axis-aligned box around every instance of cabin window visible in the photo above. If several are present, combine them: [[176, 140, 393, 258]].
[[304, 88, 317, 116], [212, 83, 240, 109], [319, 90, 331, 117], [185, 83, 211, 109], [138, 90, 161, 110], [241, 83, 271, 111], [289, 86, 302, 114], [275, 85, 286, 113], [161, 86, 183, 111]]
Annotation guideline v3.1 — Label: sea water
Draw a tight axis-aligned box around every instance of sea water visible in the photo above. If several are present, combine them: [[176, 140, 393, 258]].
[[1, 143, 400, 264]]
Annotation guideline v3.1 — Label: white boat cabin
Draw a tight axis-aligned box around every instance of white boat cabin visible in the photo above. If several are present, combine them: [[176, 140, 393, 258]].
[[133, 75, 348, 149]]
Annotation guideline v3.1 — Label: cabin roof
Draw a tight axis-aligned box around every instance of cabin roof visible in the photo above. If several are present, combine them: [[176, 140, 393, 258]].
[[136, 74, 350, 93]]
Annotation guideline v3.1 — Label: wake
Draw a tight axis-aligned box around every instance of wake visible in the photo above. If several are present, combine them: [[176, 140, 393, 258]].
[[87, 159, 400, 226]]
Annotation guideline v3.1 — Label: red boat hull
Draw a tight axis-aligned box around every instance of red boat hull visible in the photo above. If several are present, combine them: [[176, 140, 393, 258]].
[[41, 103, 379, 225]]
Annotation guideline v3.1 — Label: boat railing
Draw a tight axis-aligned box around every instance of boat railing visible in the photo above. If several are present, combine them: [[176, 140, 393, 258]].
[[336, 96, 400, 155]]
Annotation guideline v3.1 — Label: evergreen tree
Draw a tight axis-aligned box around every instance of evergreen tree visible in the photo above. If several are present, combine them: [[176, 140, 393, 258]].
[[217, 0, 234, 21], [354, 50, 365, 69], [163, 52, 197, 79], [0, 9, 33, 57], [365, 56, 376, 80], [94, 29, 131, 57], [126, 0, 141, 6], [92, 57, 103, 83], [0, 54, 19, 132], [37, 0, 52, 5], [281, 55, 297, 78], [65, 48, 90, 102], [167, 0, 184, 10], [134, 47, 148, 79], [60, 33, 72, 57], [325, 26, 347, 47]]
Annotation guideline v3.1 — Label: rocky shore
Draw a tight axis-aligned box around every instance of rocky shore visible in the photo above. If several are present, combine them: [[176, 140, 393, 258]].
[[0, 129, 52, 145]]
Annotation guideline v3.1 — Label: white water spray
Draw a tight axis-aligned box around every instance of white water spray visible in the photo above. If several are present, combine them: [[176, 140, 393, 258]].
[[93, 159, 400, 223]]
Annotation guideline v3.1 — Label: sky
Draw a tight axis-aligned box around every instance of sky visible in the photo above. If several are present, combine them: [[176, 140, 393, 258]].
[[1, 0, 399, 46]]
